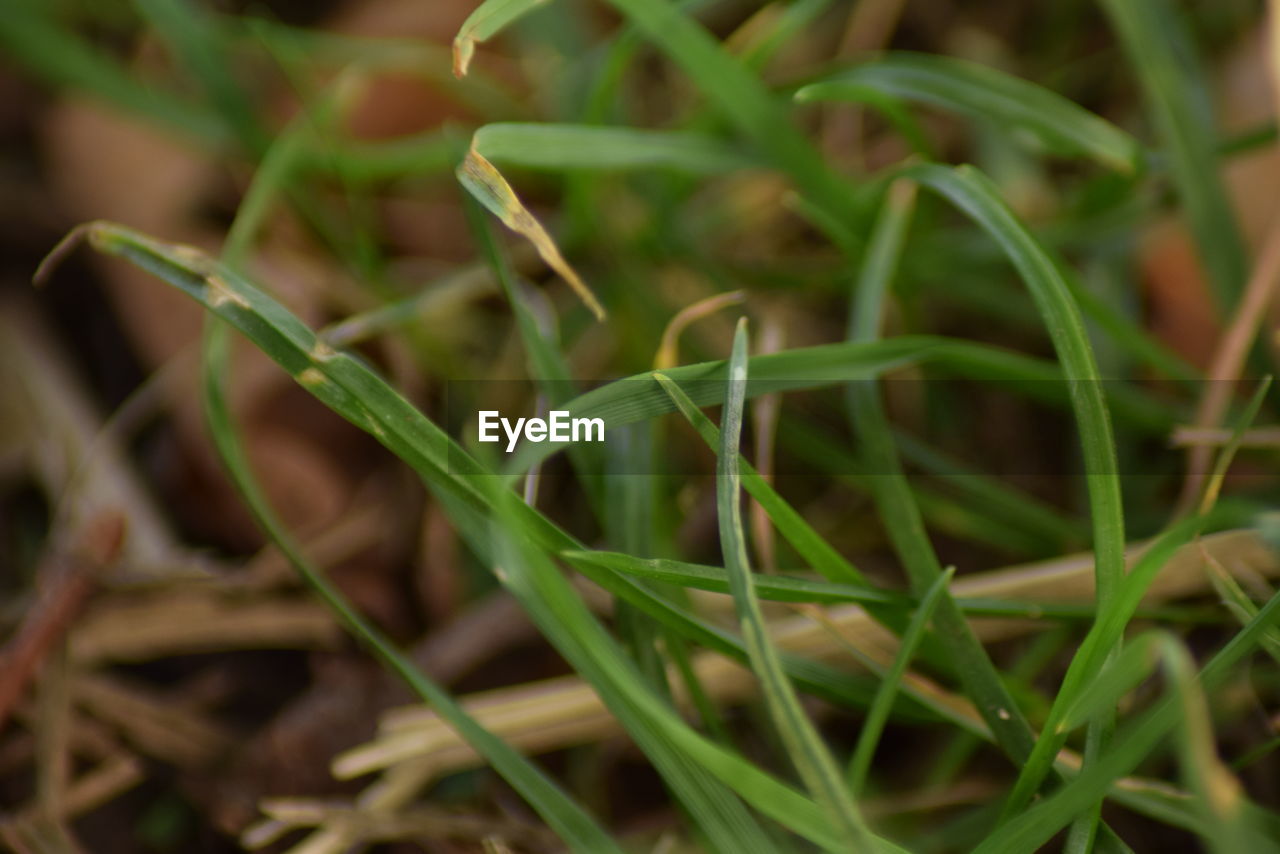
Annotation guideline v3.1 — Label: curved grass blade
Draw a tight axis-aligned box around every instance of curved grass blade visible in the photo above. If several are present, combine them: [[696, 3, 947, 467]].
[[797, 52, 1142, 172], [901, 162, 1125, 601], [453, 0, 552, 78], [472, 123, 756, 173], [844, 179, 1039, 763], [901, 163, 1127, 845], [716, 319, 879, 850]]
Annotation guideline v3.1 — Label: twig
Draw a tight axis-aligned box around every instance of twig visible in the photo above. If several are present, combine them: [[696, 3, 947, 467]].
[[0, 512, 124, 732]]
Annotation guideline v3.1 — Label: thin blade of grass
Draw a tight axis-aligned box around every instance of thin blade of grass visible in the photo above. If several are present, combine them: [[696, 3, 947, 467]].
[[200, 324, 622, 852], [453, 0, 552, 78], [1198, 377, 1274, 516], [477, 479, 869, 852], [47, 219, 896, 742], [847, 568, 954, 797], [558, 551, 1200, 623], [845, 179, 1040, 764], [1098, 0, 1248, 310], [716, 319, 879, 850], [975, 584, 1280, 854], [999, 515, 1205, 819], [653, 373, 866, 585], [472, 123, 755, 173], [796, 52, 1142, 172], [1202, 551, 1280, 666]]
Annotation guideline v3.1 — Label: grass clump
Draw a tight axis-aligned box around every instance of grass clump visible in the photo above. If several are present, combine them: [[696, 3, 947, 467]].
[[7, 0, 1280, 851]]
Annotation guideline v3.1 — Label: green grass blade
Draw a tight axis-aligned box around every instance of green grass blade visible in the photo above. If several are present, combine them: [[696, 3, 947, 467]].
[[845, 180, 1040, 764], [999, 515, 1205, 818], [976, 585, 1280, 854], [50, 217, 896, 745], [717, 319, 879, 850], [598, 0, 866, 226], [902, 168, 1127, 829], [199, 323, 622, 853], [477, 480, 873, 852], [1198, 377, 1274, 516], [738, 0, 833, 71], [901, 162, 1124, 606], [472, 122, 756, 173], [797, 52, 1141, 172], [564, 550, 897, 607], [653, 372, 866, 585], [503, 333, 1176, 477], [1203, 555, 1280, 665], [1098, 0, 1248, 310], [559, 550, 1206, 624], [847, 567, 954, 797], [454, 0, 552, 77]]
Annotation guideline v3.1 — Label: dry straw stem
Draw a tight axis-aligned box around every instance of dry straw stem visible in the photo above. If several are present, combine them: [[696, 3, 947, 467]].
[[654, 290, 746, 370], [334, 529, 1276, 781], [1177, 216, 1280, 515], [452, 0, 551, 78], [1177, 7, 1280, 514], [67, 589, 340, 665], [0, 754, 144, 847]]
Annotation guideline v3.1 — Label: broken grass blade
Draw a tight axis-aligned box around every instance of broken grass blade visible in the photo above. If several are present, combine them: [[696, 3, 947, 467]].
[[457, 147, 606, 321], [453, 0, 552, 78], [716, 319, 878, 850]]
